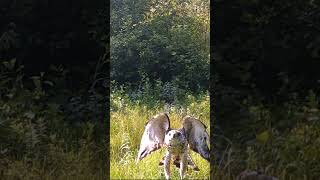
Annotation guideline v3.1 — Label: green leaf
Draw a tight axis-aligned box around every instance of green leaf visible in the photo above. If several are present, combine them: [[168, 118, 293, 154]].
[[40, 72, 45, 77], [43, 81, 54, 86], [30, 76, 41, 89], [256, 130, 269, 144], [24, 112, 35, 119], [2, 58, 16, 70]]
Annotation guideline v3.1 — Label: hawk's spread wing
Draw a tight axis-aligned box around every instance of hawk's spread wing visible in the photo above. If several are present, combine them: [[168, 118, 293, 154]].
[[182, 116, 210, 162], [136, 113, 170, 162]]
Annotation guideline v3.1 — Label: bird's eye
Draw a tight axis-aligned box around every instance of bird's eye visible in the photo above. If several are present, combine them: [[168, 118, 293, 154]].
[[177, 133, 180, 136]]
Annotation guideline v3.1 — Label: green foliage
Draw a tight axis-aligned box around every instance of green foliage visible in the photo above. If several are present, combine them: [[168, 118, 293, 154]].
[[212, 92, 320, 179], [111, 0, 209, 92], [0, 1, 108, 179], [0, 58, 107, 179], [215, 0, 320, 100], [110, 3, 211, 177]]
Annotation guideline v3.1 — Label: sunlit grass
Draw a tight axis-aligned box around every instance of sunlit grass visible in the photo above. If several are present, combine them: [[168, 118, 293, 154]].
[[110, 93, 210, 179]]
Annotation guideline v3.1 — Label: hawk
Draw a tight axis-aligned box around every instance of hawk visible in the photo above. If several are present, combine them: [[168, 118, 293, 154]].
[[136, 113, 210, 179]]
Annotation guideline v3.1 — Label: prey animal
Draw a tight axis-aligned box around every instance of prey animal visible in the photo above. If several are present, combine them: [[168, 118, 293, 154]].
[[136, 113, 210, 179]]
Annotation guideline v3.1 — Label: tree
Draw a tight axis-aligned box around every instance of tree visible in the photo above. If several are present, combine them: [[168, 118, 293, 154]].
[[111, 0, 210, 92]]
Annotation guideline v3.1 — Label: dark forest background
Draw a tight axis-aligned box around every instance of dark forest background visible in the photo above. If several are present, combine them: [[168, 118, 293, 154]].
[[213, 0, 320, 179], [0, 0, 319, 179], [0, 0, 109, 178]]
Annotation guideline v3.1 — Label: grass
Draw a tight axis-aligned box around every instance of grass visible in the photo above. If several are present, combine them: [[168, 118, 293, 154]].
[[3, 78, 319, 179], [0, 88, 107, 179], [110, 92, 210, 179]]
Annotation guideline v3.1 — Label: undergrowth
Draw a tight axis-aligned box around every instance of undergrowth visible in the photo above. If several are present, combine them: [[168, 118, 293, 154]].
[[110, 86, 210, 179], [1, 58, 320, 179], [110, 82, 320, 180], [0, 59, 107, 179], [213, 90, 320, 180]]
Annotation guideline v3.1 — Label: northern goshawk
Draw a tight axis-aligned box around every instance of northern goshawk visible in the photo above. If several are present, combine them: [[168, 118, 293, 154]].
[[136, 113, 210, 179]]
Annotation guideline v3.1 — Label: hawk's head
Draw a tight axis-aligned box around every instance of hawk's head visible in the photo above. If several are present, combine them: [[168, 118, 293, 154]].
[[164, 129, 187, 153]]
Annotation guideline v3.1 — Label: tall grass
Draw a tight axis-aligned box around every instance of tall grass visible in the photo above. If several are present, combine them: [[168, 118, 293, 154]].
[[0, 61, 108, 179], [110, 88, 210, 179], [0, 91, 108, 179], [210, 90, 320, 180]]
